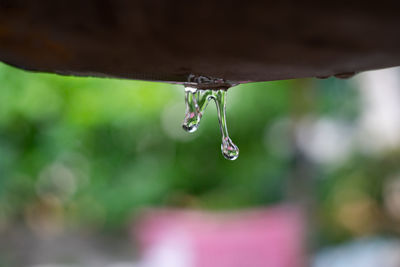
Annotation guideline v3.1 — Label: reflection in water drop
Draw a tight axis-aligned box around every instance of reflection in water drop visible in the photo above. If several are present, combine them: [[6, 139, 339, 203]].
[[182, 82, 239, 160]]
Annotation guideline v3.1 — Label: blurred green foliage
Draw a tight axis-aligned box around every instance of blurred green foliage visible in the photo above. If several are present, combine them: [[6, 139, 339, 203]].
[[0, 62, 397, 246], [0, 63, 294, 228]]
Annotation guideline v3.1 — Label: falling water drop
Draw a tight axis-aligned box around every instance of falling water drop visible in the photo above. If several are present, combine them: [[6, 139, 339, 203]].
[[181, 75, 239, 160]]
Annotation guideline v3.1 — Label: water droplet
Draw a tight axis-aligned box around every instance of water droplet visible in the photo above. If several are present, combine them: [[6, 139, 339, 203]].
[[182, 76, 239, 160], [182, 87, 213, 133], [182, 86, 201, 133], [212, 90, 239, 160]]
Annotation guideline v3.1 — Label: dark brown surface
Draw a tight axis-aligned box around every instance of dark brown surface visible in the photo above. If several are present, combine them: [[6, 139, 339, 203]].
[[0, 0, 400, 83]]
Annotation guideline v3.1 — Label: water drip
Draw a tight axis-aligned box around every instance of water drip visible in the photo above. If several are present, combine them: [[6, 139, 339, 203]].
[[212, 90, 239, 160], [182, 75, 239, 160]]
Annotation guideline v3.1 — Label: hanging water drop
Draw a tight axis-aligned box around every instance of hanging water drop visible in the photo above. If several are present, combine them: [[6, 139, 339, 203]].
[[182, 75, 239, 160], [182, 86, 201, 133], [213, 89, 239, 160]]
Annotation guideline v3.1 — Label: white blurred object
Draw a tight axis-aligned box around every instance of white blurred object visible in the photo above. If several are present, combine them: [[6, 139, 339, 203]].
[[295, 117, 353, 165], [139, 232, 193, 267], [312, 238, 400, 267], [356, 67, 400, 153], [295, 67, 400, 164]]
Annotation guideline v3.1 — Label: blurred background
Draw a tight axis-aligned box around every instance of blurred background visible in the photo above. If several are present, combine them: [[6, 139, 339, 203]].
[[1, 62, 400, 266]]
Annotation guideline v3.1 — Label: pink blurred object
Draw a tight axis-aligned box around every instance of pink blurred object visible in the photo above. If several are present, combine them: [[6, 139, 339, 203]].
[[134, 205, 305, 267]]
